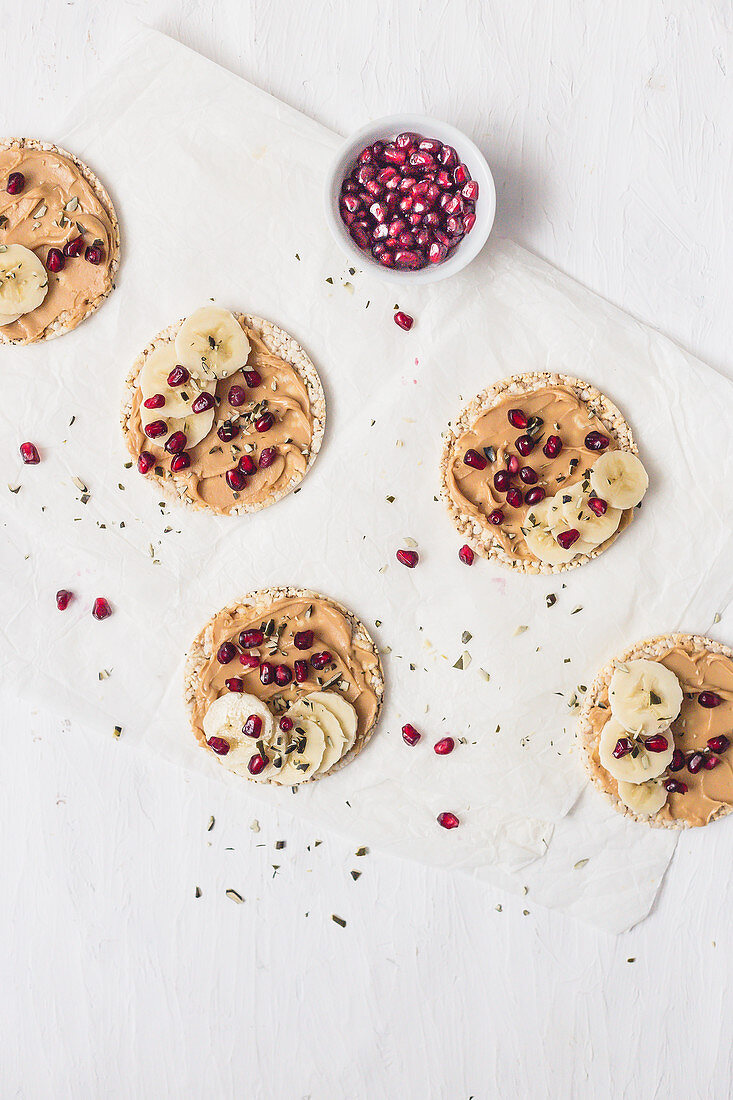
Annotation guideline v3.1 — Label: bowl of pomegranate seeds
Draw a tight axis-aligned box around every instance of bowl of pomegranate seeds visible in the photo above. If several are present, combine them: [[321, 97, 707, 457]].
[[325, 114, 496, 284]]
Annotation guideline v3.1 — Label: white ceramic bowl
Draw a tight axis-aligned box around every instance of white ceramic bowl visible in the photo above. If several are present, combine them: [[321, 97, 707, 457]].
[[324, 113, 496, 286]]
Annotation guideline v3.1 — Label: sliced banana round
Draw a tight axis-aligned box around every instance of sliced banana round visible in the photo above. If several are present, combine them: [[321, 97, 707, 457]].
[[289, 697, 348, 775], [0, 244, 48, 317], [608, 658, 683, 736], [598, 716, 673, 783], [202, 692, 275, 778], [617, 778, 667, 816], [590, 451, 648, 510], [548, 483, 621, 548], [270, 715, 325, 786], [523, 497, 594, 566], [0, 311, 22, 326], [139, 343, 215, 419], [307, 691, 358, 753], [165, 408, 216, 449], [175, 307, 250, 382]]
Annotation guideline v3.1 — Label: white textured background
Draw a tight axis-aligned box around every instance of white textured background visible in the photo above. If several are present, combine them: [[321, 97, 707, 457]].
[[2, 2, 732, 1097]]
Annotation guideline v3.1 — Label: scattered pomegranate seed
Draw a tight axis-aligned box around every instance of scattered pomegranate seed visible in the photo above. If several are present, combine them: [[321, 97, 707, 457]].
[[645, 734, 669, 753], [294, 630, 314, 650], [63, 236, 85, 258], [489, 508, 504, 525], [56, 589, 73, 611], [669, 748, 685, 771], [612, 737, 633, 759], [704, 754, 721, 770], [437, 811, 460, 829], [687, 752, 705, 774], [402, 723, 421, 746], [394, 311, 414, 331], [248, 752, 267, 774], [137, 451, 155, 474], [396, 549, 419, 568], [192, 392, 215, 414], [311, 651, 332, 670], [506, 487, 523, 508], [699, 691, 722, 708], [207, 736, 230, 756], [434, 736, 455, 755], [515, 435, 535, 456], [707, 734, 730, 753], [7, 172, 25, 194], [239, 654, 261, 670], [664, 778, 688, 794], [167, 365, 190, 387], [225, 677, 244, 692], [92, 597, 112, 621], [463, 449, 487, 470], [244, 370, 262, 389], [493, 470, 510, 492], [238, 454, 257, 475], [507, 409, 527, 429], [519, 466, 538, 484], [588, 497, 608, 516], [260, 662, 275, 685], [239, 629, 264, 648], [294, 659, 308, 682], [45, 248, 64, 273], [243, 713, 263, 738], [524, 487, 546, 506], [165, 430, 187, 454], [279, 716, 294, 732], [543, 435, 562, 459], [458, 544, 474, 566], [556, 529, 580, 549], [226, 468, 246, 491], [170, 452, 191, 472], [585, 431, 609, 451], [275, 664, 292, 686], [19, 441, 40, 464], [144, 393, 166, 409], [218, 421, 239, 442], [255, 413, 274, 433], [85, 244, 103, 265], [506, 454, 520, 474], [144, 420, 167, 439], [217, 642, 237, 664], [259, 447, 277, 468]]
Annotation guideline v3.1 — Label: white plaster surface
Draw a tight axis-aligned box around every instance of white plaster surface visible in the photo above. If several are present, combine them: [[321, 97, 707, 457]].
[[2, 2, 732, 1097]]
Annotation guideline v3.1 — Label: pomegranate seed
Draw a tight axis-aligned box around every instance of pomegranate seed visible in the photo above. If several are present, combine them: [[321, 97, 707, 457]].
[[92, 597, 112, 620], [165, 430, 187, 454], [708, 734, 730, 752], [217, 642, 237, 664], [543, 435, 562, 459], [382, 145, 407, 166], [144, 393, 165, 409], [585, 431, 610, 451], [463, 212, 477, 234], [645, 734, 669, 753], [704, 754, 721, 769], [19, 441, 40, 464], [207, 736, 230, 756], [311, 651, 332, 670], [248, 753, 267, 775], [357, 146, 375, 164], [238, 454, 257, 475], [445, 216, 464, 237], [370, 201, 388, 224], [395, 250, 423, 269], [458, 544, 475, 566], [493, 470, 510, 492], [167, 365, 190, 387], [170, 452, 191, 472], [239, 629, 264, 648], [461, 180, 479, 201], [294, 659, 308, 682], [192, 392, 215, 414], [588, 497, 608, 516], [402, 723, 421, 746], [429, 241, 447, 264], [259, 447, 277, 468], [396, 549, 418, 568], [489, 508, 504, 525], [439, 145, 458, 167], [350, 224, 370, 248], [699, 691, 722, 708], [137, 451, 155, 474], [63, 235, 85, 258], [260, 662, 275, 685], [612, 738, 633, 758], [144, 420, 167, 439], [217, 421, 239, 442], [437, 811, 459, 829], [506, 487, 523, 508], [506, 455, 520, 474], [226, 468, 246, 491], [56, 589, 73, 611], [244, 370, 261, 389], [85, 244, 103, 264], [255, 413, 274, 433], [225, 677, 244, 692], [7, 171, 25, 194], [280, 715, 294, 732], [388, 217, 407, 238], [519, 466, 538, 484], [556, 529, 580, 549], [394, 311, 414, 331], [239, 653, 261, 670], [687, 752, 705, 774], [516, 435, 535, 456], [275, 664, 292, 686], [396, 131, 420, 149], [524, 487, 546, 505], [434, 736, 455, 755], [46, 248, 64, 273], [294, 630, 314, 650], [454, 164, 471, 186], [243, 713, 263, 738], [418, 137, 443, 155], [409, 151, 437, 171], [464, 449, 487, 470], [664, 778, 688, 793], [669, 748, 685, 771]]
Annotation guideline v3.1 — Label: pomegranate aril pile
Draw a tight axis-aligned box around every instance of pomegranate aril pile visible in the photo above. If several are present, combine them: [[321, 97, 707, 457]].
[[340, 132, 478, 270]]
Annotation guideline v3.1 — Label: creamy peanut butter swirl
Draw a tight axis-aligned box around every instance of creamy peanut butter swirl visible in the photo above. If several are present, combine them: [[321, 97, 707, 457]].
[[447, 385, 633, 562], [588, 645, 733, 827], [0, 145, 115, 341], [189, 596, 381, 752]]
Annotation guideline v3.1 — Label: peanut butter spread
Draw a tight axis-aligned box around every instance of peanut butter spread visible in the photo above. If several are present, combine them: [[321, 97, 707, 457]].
[[447, 385, 633, 562], [128, 326, 314, 514], [588, 646, 733, 827], [189, 596, 380, 746], [0, 145, 115, 341]]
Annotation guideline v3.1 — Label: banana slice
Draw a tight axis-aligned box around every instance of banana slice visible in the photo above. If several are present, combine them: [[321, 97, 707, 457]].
[[270, 715, 325, 785], [139, 343, 215, 419], [608, 658, 683, 736], [617, 779, 668, 816], [598, 715, 673, 783], [175, 307, 250, 381], [590, 451, 648, 510], [202, 692, 275, 778], [289, 697, 348, 775], [523, 498, 594, 566], [307, 691, 358, 753], [548, 483, 621, 548], [165, 408, 216, 449], [0, 244, 48, 317], [0, 311, 22, 326]]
